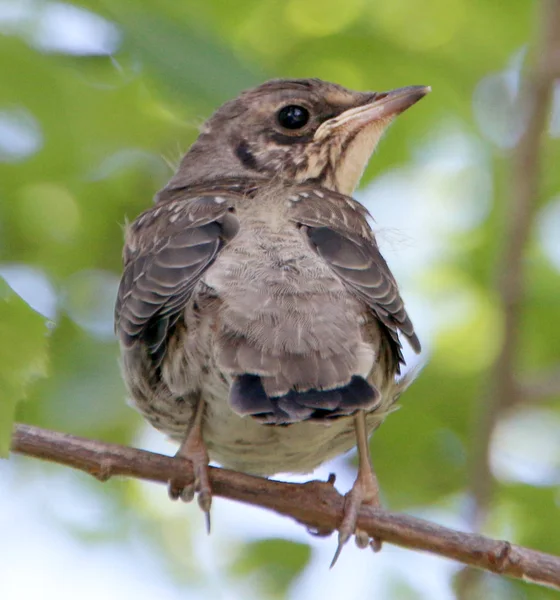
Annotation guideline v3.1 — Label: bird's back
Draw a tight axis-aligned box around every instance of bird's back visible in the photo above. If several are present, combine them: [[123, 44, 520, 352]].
[[117, 182, 405, 475], [202, 187, 379, 422]]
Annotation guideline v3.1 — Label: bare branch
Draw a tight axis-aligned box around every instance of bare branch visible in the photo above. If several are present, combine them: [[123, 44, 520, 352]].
[[518, 367, 560, 403], [9, 423, 560, 590], [460, 1, 560, 594], [470, 0, 560, 521]]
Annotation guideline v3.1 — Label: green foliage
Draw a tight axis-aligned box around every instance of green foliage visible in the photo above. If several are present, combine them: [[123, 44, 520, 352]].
[[234, 538, 312, 596], [0, 285, 48, 454]]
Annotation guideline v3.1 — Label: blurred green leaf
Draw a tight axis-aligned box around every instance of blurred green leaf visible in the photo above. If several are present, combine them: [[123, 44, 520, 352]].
[[0, 284, 49, 455], [21, 316, 134, 443], [234, 538, 311, 596]]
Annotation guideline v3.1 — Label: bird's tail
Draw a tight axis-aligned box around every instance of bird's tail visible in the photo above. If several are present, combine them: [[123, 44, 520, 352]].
[[229, 373, 381, 425]]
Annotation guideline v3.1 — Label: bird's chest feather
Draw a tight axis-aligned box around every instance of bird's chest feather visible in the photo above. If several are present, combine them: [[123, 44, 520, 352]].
[[204, 213, 340, 300]]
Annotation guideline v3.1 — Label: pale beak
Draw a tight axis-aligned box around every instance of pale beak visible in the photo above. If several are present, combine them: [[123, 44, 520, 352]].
[[313, 85, 430, 194], [315, 85, 431, 141]]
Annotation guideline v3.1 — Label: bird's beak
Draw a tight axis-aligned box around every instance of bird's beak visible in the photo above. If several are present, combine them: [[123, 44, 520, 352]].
[[315, 85, 431, 142], [314, 85, 430, 194]]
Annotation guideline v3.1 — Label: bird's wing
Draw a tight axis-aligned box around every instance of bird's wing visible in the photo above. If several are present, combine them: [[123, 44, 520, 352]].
[[290, 187, 420, 365], [115, 193, 239, 365]]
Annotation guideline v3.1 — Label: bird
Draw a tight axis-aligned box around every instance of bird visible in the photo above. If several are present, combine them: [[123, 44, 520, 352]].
[[114, 78, 428, 565]]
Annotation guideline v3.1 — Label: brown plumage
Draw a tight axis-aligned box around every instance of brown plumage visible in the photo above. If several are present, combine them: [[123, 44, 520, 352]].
[[115, 78, 429, 562]]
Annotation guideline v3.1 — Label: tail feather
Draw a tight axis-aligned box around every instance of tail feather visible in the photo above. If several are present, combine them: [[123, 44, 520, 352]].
[[229, 374, 380, 425]]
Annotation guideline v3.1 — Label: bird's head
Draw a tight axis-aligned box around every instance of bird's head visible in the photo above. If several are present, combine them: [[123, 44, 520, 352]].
[[170, 78, 430, 195]]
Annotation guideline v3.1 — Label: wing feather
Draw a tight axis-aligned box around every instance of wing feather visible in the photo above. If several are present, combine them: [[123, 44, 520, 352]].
[[291, 189, 421, 364], [115, 195, 239, 363]]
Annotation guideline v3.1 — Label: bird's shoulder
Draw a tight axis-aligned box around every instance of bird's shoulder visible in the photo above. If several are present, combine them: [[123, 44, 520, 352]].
[[122, 181, 253, 264], [115, 181, 252, 358], [283, 184, 421, 362], [283, 184, 373, 240]]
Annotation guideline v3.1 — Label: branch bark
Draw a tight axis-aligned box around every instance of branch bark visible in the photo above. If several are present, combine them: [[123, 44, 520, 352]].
[[468, 0, 560, 529], [459, 2, 560, 594], [9, 423, 560, 590], [518, 367, 560, 404]]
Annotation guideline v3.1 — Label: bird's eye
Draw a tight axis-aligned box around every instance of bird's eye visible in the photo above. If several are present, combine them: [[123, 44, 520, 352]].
[[277, 105, 310, 130]]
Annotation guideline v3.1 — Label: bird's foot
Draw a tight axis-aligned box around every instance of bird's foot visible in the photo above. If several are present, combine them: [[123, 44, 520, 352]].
[[168, 434, 212, 534], [330, 466, 382, 568]]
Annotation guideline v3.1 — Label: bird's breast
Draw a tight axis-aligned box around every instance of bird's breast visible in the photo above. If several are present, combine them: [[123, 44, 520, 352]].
[[204, 216, 343, 299]]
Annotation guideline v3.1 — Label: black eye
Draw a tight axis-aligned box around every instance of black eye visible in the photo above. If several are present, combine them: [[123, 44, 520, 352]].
[[277, 105, 310, 130]]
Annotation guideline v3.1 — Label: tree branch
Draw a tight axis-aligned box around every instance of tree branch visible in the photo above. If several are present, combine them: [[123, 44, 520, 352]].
[[9, 423, 560, 590], [518, 367, 560, 404], [457, 4, 560, 595], [466, 0, 560, 542]]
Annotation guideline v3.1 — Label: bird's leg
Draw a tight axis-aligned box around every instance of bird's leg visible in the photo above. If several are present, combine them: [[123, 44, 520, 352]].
[[330, 410, 382, 568], [168, 398, 212, 533]]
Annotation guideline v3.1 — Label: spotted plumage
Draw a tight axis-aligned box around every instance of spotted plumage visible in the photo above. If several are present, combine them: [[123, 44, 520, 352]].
[[114, 78, 429, 559]]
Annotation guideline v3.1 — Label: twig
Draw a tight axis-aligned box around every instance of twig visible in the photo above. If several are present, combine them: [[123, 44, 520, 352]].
[[460, 1, 560, 594], [469, 0, 560, 528], [518, 367, 560, 403], [9, 423, 560, 589]]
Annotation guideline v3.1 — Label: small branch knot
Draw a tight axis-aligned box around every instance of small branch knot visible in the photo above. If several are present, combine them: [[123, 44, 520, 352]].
[[491, 541, 517, 573], [94, 458, 114, 482]]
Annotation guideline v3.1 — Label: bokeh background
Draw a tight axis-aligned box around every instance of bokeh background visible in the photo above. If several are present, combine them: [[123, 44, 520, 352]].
[[1, 1, 559, 599]]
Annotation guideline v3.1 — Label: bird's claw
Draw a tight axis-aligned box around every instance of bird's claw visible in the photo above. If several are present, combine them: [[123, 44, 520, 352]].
[[168, 478, 190, 501], [181, 484, 197, 503], [355, 529, 370, 549], [167, 440, 212, 534], [329, 473, 382, 568]]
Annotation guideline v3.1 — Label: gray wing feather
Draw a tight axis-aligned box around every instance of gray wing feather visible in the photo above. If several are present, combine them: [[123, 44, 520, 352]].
[[115, 195, 239, 363], [291, 189, 421, 360]]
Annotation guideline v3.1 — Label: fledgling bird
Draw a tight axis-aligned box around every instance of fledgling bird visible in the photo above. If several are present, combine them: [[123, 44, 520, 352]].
[[115, 78, 428, 564]]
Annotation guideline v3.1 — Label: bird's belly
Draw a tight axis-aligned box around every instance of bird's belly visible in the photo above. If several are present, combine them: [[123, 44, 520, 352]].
[[202, 385, 391, 476], [134, 374, 394, 477], [205, 396, 354, 475]]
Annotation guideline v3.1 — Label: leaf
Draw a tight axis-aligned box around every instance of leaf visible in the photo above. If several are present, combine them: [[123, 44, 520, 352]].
[[105, 4, 265, 107], [0, 283, 49, 455], [233, 538, 311, 596], [23, 316, 132, 443]]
